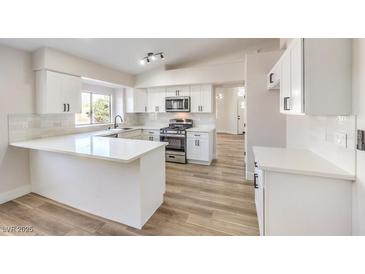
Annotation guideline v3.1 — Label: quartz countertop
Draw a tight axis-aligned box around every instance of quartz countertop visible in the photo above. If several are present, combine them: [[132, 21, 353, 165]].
[[253, 146, 355, 181], [10, 129, 167, 164]]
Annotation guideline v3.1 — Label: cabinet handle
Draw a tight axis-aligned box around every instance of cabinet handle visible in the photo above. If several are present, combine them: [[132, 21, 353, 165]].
[[145, 106, 147, 112], [269, 72, 274, 83], [284, 97, 291, 111], [254, 161, 258, 168], [197, 140, 200, 146], [254, 173, 258, 189], [67, 104, 70, 112], [63, 104, 66, 112], [201, 105, 203, 112]]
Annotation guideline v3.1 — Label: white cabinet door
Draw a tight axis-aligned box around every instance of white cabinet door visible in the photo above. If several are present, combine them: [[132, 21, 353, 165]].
[[147, 87, 166, 113], [37, 70, 81, 114], [126, 88, 147, 113], [61, 72, 82, 113], [190, 85, 213, 113], [200, 84, 213, 113], [290, 39, 304, 114], [166, 86, 190, 97], [254, 167, 264, 236], [280, 51, 291, 113], [190, 85, 201, 113], [187, 133, 210, 162]]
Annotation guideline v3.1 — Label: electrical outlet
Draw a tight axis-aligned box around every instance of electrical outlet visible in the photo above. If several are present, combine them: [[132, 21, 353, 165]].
[[334, 131, 347, 148]]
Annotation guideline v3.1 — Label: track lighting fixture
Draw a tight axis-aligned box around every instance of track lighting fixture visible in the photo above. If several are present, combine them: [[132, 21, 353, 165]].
[[139, 52, 165, 65]]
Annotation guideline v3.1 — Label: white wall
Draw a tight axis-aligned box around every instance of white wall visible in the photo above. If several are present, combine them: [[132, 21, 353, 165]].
[[135, 62, 245, 88], [0, 44, 34, 201], [352, 38, 365, 235], [33, 47, 135, 87], [216, 87, 242, 134], [245, 51, 287, 179]]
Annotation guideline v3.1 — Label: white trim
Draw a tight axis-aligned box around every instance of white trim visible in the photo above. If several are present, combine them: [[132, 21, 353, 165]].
[[0, 185, 31, 204], [246, 171, 254, 181]]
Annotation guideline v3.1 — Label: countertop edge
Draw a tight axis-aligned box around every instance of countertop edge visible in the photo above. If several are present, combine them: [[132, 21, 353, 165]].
[[257, 165, 355, 181], [10, 141, 167, 164]]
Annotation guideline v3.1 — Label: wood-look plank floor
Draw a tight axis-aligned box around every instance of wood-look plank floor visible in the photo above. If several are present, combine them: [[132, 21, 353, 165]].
[[0, 133, 258, 236]]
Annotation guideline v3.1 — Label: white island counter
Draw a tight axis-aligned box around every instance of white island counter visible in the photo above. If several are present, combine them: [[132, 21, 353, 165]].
[[11, 130, 167, 229]]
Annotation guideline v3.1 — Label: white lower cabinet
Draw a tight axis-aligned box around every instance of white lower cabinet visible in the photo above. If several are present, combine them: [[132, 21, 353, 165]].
[[187, 131, 213, 165], [254, 163, 352, 236], [142, 129, 160, 141]]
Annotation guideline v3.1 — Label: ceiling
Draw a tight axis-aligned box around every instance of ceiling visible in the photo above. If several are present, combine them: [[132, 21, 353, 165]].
[[0, 38, 278, 75]]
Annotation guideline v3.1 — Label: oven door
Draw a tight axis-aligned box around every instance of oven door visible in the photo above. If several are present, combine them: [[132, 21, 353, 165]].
[[160, 134, 186, 151], [165, 97, 190, 112]]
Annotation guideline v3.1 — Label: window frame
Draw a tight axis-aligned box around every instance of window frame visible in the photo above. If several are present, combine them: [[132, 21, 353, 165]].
[[76, 90, 113, 126]]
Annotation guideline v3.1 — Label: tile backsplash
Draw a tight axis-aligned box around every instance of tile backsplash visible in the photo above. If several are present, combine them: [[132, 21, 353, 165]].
[[8, 112, 214, 143], [286, 115, 356, 174], [136, 112, 216, 127]]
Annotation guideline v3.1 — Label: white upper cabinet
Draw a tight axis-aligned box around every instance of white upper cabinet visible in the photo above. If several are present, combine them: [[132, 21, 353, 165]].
[[36, 70, 81, 114], [125, 88, 147, 113], [272, 38, 352, 115], [190, 84, 213, 113], [147, 87, 166, 113], [166, 86, 190, 97]]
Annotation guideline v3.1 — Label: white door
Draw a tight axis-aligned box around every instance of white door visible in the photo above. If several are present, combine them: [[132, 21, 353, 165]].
[[237, 95, 245, 134], [148, 88, 165, 112], [61, 73, 81, 113], [187, 137, 199, 160], [290, 39, 304, 114], [46, 70, 63, 113], [280, 51, 291, 113], [134, 88, 147, 113], [166, 86, 190, 97], [190, 85, 201, 113], [200, 84, 212, 113]]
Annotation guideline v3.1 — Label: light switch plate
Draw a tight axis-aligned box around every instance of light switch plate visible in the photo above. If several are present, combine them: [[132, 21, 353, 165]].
[[334, 131, 347, 148]]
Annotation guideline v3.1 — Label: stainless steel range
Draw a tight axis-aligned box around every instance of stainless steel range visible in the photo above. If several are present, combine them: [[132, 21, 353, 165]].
[[160, 119, 193, 163]]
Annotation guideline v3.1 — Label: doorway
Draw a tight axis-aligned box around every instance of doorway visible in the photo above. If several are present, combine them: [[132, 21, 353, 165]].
[[215, 86, 245, 135]]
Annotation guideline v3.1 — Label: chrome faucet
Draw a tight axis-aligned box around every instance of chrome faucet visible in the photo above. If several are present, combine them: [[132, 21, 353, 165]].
[[114, 115, 124, 129]]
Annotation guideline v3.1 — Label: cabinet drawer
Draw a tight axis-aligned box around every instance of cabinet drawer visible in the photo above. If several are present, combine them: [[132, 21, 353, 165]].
[[142, 129, 160, 136], [118, 129, 142, 138], [187, 132, 209, 139]]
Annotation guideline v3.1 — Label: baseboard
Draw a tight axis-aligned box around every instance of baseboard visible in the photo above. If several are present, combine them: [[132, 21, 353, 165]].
[[246, 171, 254, 181], [0, 185, 31, 204]]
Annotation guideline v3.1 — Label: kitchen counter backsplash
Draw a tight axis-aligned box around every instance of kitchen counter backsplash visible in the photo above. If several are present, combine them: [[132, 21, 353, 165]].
[[8, 113, 139, 143], [136, 112, 216, 127]]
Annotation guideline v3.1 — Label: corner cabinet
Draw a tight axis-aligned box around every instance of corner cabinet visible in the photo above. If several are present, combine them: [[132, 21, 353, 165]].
[[147, 87, 166, 113], [187, 131, 214, 165], [269, 38, 353, 116], [190, 84, 213, 113], [36, 70, 82, 114], [125, 88, 148, 113], [254, 163, 352, 236]]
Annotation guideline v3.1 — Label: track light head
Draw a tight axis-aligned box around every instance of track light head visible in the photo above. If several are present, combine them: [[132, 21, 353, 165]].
[[160, 53, 164, 60]]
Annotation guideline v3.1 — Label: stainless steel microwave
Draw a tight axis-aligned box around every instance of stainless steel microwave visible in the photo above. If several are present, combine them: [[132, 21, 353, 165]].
[[165, 96, 190, 112]]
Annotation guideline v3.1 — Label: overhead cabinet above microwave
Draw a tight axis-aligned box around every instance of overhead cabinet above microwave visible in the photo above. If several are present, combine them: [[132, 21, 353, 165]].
[[268, 38, 353, 116], [35, 70, 82, 114]]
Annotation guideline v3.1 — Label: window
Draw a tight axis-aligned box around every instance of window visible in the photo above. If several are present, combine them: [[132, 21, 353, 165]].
[[76, 92, 111, 125]]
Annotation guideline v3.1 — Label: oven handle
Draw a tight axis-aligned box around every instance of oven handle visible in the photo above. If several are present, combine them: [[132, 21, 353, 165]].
[[160, 134, 186, 138]]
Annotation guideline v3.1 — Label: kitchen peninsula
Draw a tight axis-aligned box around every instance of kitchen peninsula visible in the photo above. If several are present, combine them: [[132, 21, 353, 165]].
[[10, 129, 167, 229]]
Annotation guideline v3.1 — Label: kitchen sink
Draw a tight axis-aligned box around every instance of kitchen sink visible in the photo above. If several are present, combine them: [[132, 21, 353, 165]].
[[120, 127, 133, 130]]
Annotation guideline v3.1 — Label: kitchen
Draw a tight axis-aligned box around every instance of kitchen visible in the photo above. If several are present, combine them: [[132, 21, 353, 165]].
[[1, 37, 365, 238]]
